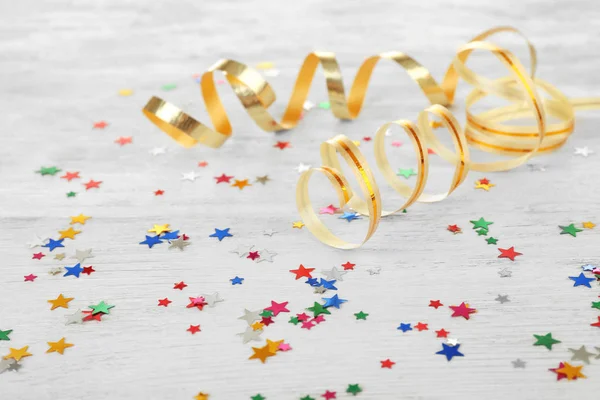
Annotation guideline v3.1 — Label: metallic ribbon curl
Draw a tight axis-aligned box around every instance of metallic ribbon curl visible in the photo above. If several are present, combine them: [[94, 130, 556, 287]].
[[141, 26, 600, 249]]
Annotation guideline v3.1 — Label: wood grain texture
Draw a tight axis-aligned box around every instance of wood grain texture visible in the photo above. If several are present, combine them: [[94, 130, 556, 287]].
[[1, 0, 599, 399]]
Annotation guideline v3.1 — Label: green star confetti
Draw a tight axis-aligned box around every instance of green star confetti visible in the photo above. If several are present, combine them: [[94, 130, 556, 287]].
[[0, 329, 13, 341], [89, 301, 115, 315], [533, 333, 561, 350], [36, 166, 61, 176], [354, 311, 369, 320], [559, 224, 583, 237], [396, 168, 416, 179], [346, 384, 362, 396], [470, 217, 493, 230], [486, 237, 498, 244]]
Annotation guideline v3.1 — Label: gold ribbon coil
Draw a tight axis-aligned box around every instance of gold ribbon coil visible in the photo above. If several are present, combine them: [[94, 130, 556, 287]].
[[141, 27, 600, 249]]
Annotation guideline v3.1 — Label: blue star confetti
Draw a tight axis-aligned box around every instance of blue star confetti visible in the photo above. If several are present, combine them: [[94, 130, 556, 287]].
[[43, 238, 65, 252], [322, 294, 347, 309], [569, 272, 595, 288], [209, 228, 233, 241], [139, 235, 163, 248], [63, 263, 83, 278], [230, 276, 244, 285], [397, 323, 412, 332], [436, 343, 464, 361], [339, 212, 360, 222]]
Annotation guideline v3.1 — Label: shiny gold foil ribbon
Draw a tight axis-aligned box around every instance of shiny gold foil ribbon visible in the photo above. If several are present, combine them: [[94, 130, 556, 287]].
[[142, 27, 600, 249]]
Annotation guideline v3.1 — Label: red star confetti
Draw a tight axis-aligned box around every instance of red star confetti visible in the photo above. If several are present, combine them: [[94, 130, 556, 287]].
[[186, 297, 207, 310], [322, 390, 336, 400], [380, 359, 395, 368], [198, 161, 208, 167], [174, 281, 187, 290], [363, 136, 372, 141], [429, 300, 443, 309], [215, 174, 234, 184], [24, 274, 37, 282], [82, 266, 95, 275], [447, 224, 461, 234], [436, 329, 450, 338], [549, 362, 568, 381], [341, 261, 355, 270], [590, 317, 600, 328], [61, 171, 80, 181], [154, 190, 164, 196], [114, 136, 132, 146], [415, 322, 428, 331], [273, 141, 291, 150], [247, 251, 260, 261], [289, 264, 314, 280], [498, 247, 522, 261], [82, 310, 102, 322], [265, 301, 290, 316], [84, 180, 102, 190], [449, 302, 477, 320], [158, 298, 172, 307], [32, 252, 45, 260], [187, 325, 201, 334], [93, 121, 108, 129]]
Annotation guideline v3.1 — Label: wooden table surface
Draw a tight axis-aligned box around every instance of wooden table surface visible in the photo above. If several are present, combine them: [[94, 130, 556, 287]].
[[1, 0, 599, 399]]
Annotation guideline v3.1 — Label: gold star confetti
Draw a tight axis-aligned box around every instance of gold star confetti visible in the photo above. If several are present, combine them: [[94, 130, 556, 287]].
[[46, 338, 74, 355], [266, 339, 284, 353], [292, 221, 305, 229], [248, 344, 276, 363], [255, 175, 270, 184], [475, 179, 495, 191], [194, 393, 210, 400], [3, 346, 32, 362], [148, 224, 170, 235], [48, 294, 74, 310], [118, 89, 133, 96], [54, 253, 66, 261], [582, 221, 595, 229], [232, 179, 251, 190], [251, 321, 265, 331], [70, 214, 91, 225], [58, 227, 81, 240]]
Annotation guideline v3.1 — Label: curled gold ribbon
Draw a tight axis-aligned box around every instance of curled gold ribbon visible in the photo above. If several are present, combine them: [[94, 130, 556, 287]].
[[141, 27, 600, 248]]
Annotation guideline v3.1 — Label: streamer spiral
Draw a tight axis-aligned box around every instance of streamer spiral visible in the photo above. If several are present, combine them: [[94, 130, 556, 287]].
[[141, 27, 600, 249]]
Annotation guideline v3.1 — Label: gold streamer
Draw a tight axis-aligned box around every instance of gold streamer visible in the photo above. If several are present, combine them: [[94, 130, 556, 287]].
[[141, 27, 600, 249]]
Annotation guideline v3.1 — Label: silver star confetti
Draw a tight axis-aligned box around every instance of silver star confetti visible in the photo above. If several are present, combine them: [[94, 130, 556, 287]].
[[0, 358, 14, 374], [303, 100, 315, 111], [54, 253, 66, 260], [237, 309, 262, 325], [313, 286, 327, 294], [150, 147, 166, 156], [65, 309, 85, 325], [367, 267, 381, 275], [511, 359, 526, 368], [574, 146, 594, 157], [256, 249, 277, 263], [7, 361, 22, 372], [230, 244, 254, 258], [169, 237, 190, 251], [582, 264, 596, 271], [568, 345, 595, 364], [181, 171, 199, 181], [237, 327, 263, 344], [72, 248, 94, 263], [495, 294, 510, 304], [27, 234, 49, 248], [295, 163, 311, 173], [321, 267, 347, 281], [498, 268, 512, 278], [526, 163, 546, 172], [447, 338, 460, 346], [201, 292, 224, 307]]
